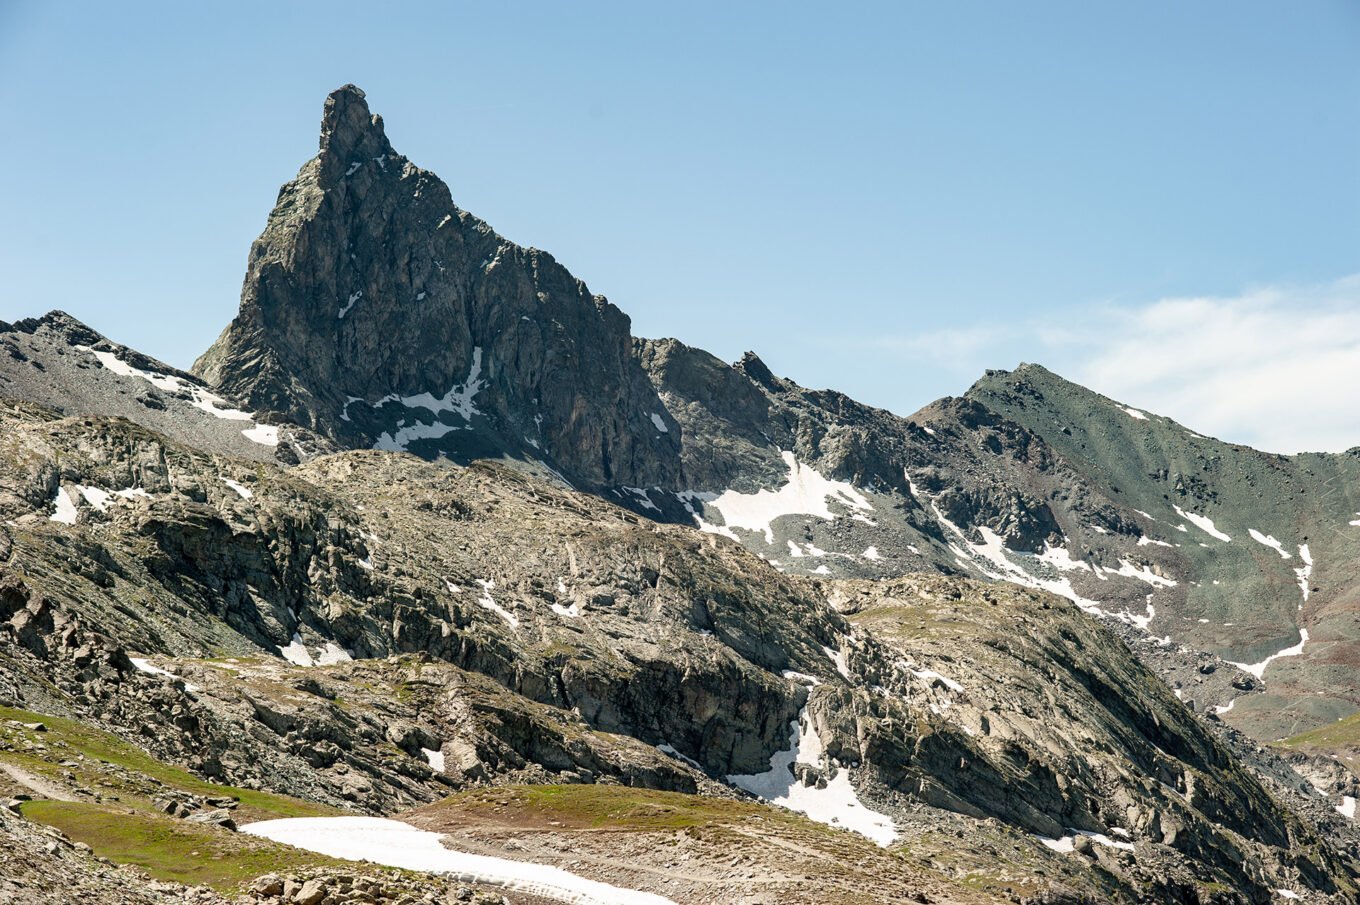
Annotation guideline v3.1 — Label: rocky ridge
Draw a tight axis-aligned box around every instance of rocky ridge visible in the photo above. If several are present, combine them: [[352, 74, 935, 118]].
[[183, 86, 1360, 749], [0, 400, 1356, 901]]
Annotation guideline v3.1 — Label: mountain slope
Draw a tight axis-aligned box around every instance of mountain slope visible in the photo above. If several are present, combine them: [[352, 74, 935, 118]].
[[187, 85, 1360, 751], [1, 399, 1356, 901], [1, 83, 1359, 903]]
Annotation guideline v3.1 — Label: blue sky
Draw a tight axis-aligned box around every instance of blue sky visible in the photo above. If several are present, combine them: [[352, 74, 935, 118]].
[[1, 1, 1357, 451]]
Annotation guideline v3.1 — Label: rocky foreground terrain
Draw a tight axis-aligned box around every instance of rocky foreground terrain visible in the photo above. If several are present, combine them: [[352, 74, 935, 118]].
[[1, 85, 1359, 903]]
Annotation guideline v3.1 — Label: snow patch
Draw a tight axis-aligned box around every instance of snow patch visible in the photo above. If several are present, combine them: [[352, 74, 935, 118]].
[[727, 706, 895, 846], [821, 645, 852, 680], [699, 452, 872, 543], [676, 491, 739, 541], [550, 600, 581, 619], [1248, 529, 1291, 559], [241, 424, 279, 446], [621, 487, 660, 513], [1102, 560, 1178, 588], [1120, 406, 1148, 421], [656, 744, 703, 771], [76, 485, 150, 513], [242, 817, 676, 905], [1337, 795, 1356, 819], [1173, 505, 1230, 542], [649, 413, 668, 434], [862, 545, 881, 560], [279, 634, 314, 667], [83, 346, 276, 432], [373, 349, 485, 451], [221, 478, 253, 500], [1137, 535, 1175, 548], [423, 748, 445, 773], [911, 668, 964, 694], [1294, 544, 1313, 603], [49, 487, 78, 524], [475, 579, 519, 629], [129, 658, 201, 692], [339, 291, 362, 318], [1228, 629, 1309, 680], [1038, 829, 1136, 853], [315, 643, 353, 666]]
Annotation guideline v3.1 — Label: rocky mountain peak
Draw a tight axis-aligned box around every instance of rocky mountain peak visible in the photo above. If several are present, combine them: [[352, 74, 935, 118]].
[[193, 86, 681, 491], [317, 84, 392, 176], [734, 350, 781, 391]]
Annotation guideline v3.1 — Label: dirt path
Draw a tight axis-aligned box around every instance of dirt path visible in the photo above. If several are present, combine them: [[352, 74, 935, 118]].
[[0, 760, 77, 801]]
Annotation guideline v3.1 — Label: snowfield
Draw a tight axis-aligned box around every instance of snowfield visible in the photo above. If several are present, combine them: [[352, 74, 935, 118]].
[[1173, 505, 1231, 542], [1228, 629, 1309, 680], [241, 816, 676, 905], [699, 451, 873, 543], [727, 704, 897, 846]]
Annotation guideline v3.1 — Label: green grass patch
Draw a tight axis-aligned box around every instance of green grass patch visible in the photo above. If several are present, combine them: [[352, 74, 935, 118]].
[[435, 783, 834, 835], [20, 800, 342, 892], [0, 705, 335, 821], [1281, 710, 1360, 749]]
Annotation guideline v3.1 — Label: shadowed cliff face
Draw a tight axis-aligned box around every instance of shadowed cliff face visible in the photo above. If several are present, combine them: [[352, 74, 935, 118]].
[[194, 85, 681, 492]]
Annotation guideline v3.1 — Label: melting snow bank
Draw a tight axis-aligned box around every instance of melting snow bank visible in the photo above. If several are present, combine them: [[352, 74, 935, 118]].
[[129, 657, 201, 692], [1228, 629, 1309, 681], [1337, 796, 1356, 820], [727, 706, 896, 846], [693, 451, 873, 543], [1173, 505, 1231, 542], [241, 817, 675, 905], [1038, 829, 1135, 853], [1294, 544, 1313, 604]]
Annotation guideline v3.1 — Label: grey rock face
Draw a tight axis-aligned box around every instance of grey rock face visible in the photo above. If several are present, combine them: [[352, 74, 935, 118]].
[[0, 312, 329, 465], [194, 85, 680, 491]]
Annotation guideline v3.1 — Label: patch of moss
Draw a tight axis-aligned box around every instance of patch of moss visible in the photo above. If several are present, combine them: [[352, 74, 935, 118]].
[[434, 783, 840, 836], [0, 705, 335, 820], [1281, 710, 1360, 749], [20, 800, 343, 892]]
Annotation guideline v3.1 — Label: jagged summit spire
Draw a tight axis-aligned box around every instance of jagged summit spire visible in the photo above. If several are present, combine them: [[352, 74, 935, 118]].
[[318, 84, 391, 174]]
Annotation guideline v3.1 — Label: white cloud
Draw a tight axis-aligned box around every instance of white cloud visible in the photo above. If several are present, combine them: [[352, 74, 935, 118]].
[[1045, 276, 1360, 454], [864, 275, 1360, 455]]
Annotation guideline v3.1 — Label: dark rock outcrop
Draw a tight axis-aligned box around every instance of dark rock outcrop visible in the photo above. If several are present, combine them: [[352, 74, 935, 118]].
[[194, 85, 680, 491]]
